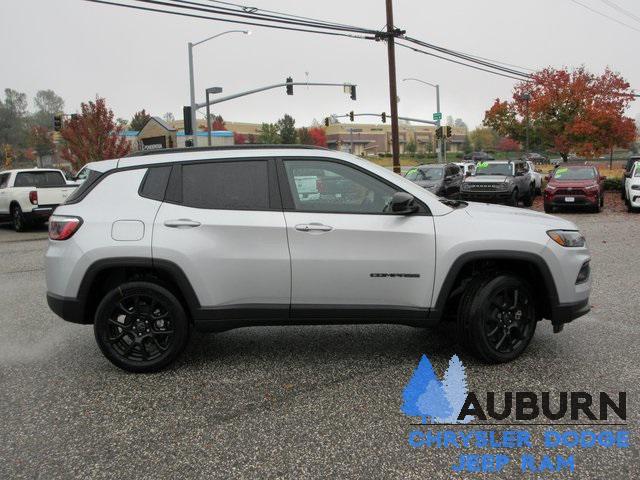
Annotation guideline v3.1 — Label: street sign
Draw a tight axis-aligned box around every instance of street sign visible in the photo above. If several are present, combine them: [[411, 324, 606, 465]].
[[433, 112, 442, 121]]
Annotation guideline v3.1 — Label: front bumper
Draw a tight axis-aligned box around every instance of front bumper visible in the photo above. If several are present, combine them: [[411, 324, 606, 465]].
[[460, 190, 512, 203], [551, 298, 590, 332], [46, 292, 87, 324], [547, 194, 597, 207]]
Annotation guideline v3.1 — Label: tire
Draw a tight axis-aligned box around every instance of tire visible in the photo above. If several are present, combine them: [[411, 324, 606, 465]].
[[523, 188, 534, 207], [94, 281, 191, 373], [11, 204, 28, 232], [544, 203, 553, 214], [600, 194, 604, 208], [508, 189, 518, 207], [457, 273, 537, 363], [592, 200, 601, 213], [621, 188, 626, 200]]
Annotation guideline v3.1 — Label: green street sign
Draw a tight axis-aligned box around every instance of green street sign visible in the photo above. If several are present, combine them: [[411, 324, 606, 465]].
[[433, 112, 442, 121]]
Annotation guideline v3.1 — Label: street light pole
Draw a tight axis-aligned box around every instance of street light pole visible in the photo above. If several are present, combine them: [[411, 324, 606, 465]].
[[188, 30, 250, 146], [402, 78, 442, 162]]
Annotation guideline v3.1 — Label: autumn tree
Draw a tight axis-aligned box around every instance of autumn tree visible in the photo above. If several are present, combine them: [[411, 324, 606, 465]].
[[233, 132, 247, 144], [129, 109, 151, 131], [309, 127, 327, 147], [468, 127, 498, 151], [495, 137, 521, 152], [484, 67, 636, 161], [277, 114, 297, 144], [201, 114, 226, 131], [60, 97, 130, 170]]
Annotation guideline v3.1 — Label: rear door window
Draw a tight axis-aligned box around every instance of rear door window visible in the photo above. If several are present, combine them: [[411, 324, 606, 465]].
[[182, 160, 270, 210], [0, 173, 9, 188]]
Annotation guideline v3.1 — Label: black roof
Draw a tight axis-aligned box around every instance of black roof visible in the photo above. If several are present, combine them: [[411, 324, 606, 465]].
[[126, 144, 328, 158]]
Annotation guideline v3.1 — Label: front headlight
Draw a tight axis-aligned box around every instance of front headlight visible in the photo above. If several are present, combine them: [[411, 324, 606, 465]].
[[497, 182, 510, 191], [546, 185, 557, 191], [584, 184, 599, 191], [547, 230, 586, 248], [461, 183, 470, 190], [631, 185, 640, 191]]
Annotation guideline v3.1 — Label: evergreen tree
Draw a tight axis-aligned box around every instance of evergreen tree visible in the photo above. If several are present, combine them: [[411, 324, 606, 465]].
[[278, 114, 297, 144], [401, 354, 437, 418], [442, 355, 473, 423], [417, 380, 452, 424]]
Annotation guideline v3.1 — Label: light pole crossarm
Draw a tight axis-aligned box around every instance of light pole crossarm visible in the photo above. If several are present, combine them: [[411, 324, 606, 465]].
[[192, 30, 250, 47], [332, 113, 436, 125], [195, 82, 356, 109]]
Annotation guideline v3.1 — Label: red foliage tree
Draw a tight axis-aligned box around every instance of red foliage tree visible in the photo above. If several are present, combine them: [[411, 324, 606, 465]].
[[484, 67, 636, 161], [308, 127, 327, 147], [233, 132, 246, 145], [60, 97, 130, 170], [495, 137, 521, 152], [201, 115, 226, 131]]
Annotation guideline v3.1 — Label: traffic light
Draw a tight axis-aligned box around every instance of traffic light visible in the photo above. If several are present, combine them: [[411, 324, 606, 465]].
[[324, 117, 330, 127], [381, 112, 386, 123], [53, 115, 62, 132], [349, 111, 354, 122], [183, 106, 193, 135], [435, 126, 442, 139], [446, 126, 452, 138], [350, 85, 356, 101], [286, 77, 293, 95]]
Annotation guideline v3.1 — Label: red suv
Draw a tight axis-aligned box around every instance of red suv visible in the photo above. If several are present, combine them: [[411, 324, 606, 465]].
[[544, 165, 605, 213]]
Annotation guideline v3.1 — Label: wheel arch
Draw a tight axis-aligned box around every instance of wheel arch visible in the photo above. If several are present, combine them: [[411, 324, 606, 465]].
[[431, 250, 559, 322], [76, 257, 201, 324]]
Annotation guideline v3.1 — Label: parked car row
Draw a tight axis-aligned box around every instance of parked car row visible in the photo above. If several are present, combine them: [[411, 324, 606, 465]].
[[405, 157, 639, 215]]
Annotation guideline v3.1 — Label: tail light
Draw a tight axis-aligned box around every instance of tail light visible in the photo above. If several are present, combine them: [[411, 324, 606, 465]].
[[49, 215, 83, 241], [29, 190, 38, 205]]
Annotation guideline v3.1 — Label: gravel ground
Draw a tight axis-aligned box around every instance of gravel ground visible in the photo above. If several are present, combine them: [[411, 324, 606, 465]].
[[0, 203, 638, 479]]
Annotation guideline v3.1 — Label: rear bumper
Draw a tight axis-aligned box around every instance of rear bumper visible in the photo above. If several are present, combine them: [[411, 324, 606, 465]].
[[46, 292, 88, 324], [26, 205, 57, 220]]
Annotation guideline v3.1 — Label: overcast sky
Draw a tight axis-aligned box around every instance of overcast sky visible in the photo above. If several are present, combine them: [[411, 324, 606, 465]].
[[1, 0, 639, 129]]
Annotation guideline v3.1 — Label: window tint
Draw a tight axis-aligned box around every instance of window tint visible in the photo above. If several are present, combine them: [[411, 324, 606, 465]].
[[0, 173, 9, 188], [283, 160, 397, 214], [182, 160, 269, 210], [139, 166, 171, 201], [14, 171, 66, 187]]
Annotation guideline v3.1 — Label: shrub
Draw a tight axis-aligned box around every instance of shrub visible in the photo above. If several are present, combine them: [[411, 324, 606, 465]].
[[603, 177, 623, 191]]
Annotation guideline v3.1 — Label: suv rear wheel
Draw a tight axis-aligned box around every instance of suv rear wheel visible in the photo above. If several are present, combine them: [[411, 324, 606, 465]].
[[11, 204, 28, 232], [94, 282, 190, 373], [457, 273, 537, 363]]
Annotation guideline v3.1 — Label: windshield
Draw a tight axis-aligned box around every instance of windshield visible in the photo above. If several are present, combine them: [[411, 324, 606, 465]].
[[553, 167, 596, 181], [420, 166, 444, 180], [475, 162, 512, 176], [634, 163, 640, 177], [14, 171, 66, 187]]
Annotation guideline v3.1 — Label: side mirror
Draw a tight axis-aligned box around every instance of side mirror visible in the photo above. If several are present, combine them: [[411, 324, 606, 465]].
[[390, 192, 419, 214], [624, 172, 632, 178], [545, 174, 551, 181], [465, 171, 472, 177], [600, 175, 607, 181]]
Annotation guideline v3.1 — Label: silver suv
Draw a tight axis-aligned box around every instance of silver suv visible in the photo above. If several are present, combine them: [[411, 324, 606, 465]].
[[45, 146, 591, 372]]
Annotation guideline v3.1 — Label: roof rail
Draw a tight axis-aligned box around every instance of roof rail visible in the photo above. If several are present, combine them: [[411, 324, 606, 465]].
[[126, 144, 328, 158]]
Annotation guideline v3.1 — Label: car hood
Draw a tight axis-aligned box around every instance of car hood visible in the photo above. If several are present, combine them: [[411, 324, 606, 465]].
[[465, 175, 510, 183], [416, 180, 442, 189], [463, 201, 577, 229]]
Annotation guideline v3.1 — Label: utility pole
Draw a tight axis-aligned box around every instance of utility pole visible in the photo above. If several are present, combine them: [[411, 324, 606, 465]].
[[385, 0, 401, 174], [435, 84, 442, 163]]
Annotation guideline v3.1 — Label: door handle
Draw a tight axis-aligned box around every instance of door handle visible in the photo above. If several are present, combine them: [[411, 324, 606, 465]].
[[295, 222, 333, 232], [164, 219, 201, 228]]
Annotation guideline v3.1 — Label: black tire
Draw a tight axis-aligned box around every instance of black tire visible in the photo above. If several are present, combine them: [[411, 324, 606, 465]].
[[592, 200, 601, 213], [523, 188, 534, 207], [11, 204, 28, 232], [621, 188, 626, 200], [457, 273, 537, 363], [94, 281, 190, 373], [599, 194, 604, 208], [508, 189, 518, 207], [544, 203, 553, 214]]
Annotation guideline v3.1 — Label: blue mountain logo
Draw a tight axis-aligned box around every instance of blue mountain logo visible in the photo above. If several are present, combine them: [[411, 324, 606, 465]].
[[401, 354, 473, 424]]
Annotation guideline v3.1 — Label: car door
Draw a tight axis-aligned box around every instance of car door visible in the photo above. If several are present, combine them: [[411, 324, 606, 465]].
[[152, 159, 291, 316], [278, 158, 436, 319], [0, 173, 10, 214]]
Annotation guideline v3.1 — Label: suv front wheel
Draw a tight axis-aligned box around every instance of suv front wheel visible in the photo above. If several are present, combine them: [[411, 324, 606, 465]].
[[94, 281, 191, 373], [457, 273, 537, 363]]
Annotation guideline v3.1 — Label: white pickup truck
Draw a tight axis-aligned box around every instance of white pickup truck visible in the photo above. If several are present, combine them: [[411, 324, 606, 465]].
[[0, 168, 77, 231]]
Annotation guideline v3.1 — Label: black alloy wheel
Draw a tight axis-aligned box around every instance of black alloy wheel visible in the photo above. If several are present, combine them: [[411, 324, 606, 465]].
[[457, 273, 537, 363], [12, 205, 27, 232], [94, 282, 190, 373]]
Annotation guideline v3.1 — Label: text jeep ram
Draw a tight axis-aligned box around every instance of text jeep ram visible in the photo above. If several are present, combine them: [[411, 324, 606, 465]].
[[45, 146, 591, 372]]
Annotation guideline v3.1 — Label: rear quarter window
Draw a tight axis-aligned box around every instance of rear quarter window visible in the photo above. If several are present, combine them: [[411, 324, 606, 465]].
[[139, 166, 171, 201], [14, 171, 66, 187], [64, 169, 103, 204]]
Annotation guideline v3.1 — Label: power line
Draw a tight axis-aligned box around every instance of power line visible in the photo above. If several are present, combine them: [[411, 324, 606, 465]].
[[568, 0, 640, 33], [81, 0, 375, 38], [599, 0, 640, 24], [403, 36, 531, 78], [396, 41, 531, 82], [204, 0, 369, 31], [135, 0, 378, 34]]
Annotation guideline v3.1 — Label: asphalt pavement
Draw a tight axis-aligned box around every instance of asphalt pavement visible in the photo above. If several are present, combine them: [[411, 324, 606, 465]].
[[0, 205, 639, 479]]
